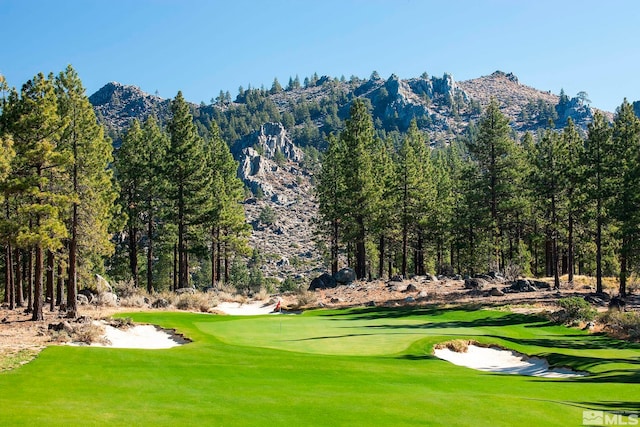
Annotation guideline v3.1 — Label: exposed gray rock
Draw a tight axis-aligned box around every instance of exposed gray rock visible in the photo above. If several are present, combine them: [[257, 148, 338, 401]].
[[175, 287, 196, 295], [152, 298, 170, 308], [489, 287, 505, 297], [464, 278, 487, 290], [98, 292, 119, 307], [77, 294, 89, 305], [309, 273, 337, 290], [334, 267, 357, 284]]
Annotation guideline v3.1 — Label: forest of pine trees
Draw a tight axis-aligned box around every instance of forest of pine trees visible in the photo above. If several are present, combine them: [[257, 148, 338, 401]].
[[2, 66, 640, 322], [316, 98, 640, 297], [0, 68, 249, 319]]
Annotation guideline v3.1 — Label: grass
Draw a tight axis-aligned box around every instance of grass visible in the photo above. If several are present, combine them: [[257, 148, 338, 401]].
[[0, 306, 639, 426]]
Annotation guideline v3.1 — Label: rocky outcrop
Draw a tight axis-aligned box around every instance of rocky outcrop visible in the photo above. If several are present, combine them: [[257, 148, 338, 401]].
[[235, 123, 304, 198], [89, 82, 171, 144]]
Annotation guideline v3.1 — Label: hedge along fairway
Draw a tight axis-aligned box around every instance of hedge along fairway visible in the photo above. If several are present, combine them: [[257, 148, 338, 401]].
[[0, 307, 639, 426]]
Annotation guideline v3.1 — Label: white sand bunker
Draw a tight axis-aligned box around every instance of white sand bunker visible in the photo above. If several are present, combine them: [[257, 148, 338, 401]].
[[215, 300, 281, 316], [434, 342, 585, 378], [72, 322, 189, 349]]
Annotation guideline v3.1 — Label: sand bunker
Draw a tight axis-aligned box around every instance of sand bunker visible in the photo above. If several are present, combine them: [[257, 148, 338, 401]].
[[434, 344, 585, 378], [214, 300, 281, 316], [72, 322, 189, 349]]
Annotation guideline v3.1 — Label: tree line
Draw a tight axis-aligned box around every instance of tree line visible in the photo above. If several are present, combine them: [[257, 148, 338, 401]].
[[0, 67, 249, 320], [317, 98, 640, 297]]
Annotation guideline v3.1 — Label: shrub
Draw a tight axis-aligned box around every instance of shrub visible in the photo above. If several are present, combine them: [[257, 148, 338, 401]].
[[555, 297, 597, 324], [599, 310, 640, 340], [280, 277, 299, 293], [434, 339, 474, 353], [175, 293, 215, 312]]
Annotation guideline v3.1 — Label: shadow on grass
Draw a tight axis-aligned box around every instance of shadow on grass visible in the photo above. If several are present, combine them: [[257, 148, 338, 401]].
[[486, 334, 640, 351], [572, 401, 640, 411], [358, 313, 548, 331], [318, 304, 514, 321]]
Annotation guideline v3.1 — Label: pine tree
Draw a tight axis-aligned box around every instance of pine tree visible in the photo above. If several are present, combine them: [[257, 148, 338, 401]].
[[531, 127, 567, 289], [140, 116, 169, 293], [583, 112, 614, 294], [316, 133, 345, 275], [610, 100, 640, 296], [165, 91, 212, 289], [56, 66, 117, 317], [339, 99, 377, 279], [467, 99, 522, 272], [115, 120, 144, 288], [5, 73, 69, 320], [561, 119, 585, 284], [204, 120, 248, 286]]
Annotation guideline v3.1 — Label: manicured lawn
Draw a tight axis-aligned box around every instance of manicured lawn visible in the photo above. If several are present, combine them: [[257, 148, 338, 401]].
[[0, 306, 638, 426]]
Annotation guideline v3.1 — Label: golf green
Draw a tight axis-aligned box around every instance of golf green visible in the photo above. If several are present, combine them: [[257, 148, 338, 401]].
[[0, 306, 638, 426]]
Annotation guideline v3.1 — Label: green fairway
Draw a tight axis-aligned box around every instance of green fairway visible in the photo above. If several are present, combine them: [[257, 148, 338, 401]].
[[1, 306, 639, 426]]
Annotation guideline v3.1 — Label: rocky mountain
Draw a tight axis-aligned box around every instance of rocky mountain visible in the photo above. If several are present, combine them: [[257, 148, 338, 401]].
[[90, 71, 609, 146], [234, 123, 322, 280], [88, 71, 613, 280]]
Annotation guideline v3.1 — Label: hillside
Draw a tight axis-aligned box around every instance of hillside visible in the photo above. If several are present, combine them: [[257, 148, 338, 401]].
[[88, 70, 611, 280]]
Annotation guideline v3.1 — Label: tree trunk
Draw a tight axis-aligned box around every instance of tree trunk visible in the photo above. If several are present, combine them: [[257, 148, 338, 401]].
[[56, 260, 64, 307], [46, 250, 54, 311], [567, 213, 574, 285], [355, 216, 366, 279], [620, 237, 628, 297], [27, 249, 33, 312], [67, 202, 78, 319], [596, 199, 603, 294], [5, 243, 14, 310], [211, 227, 217, 289], [128, 224, 138, 288], [147, 217, 154, 294], [15, 248, 23, 307], [378, 234, 385, 279], [172, 242, 177, 291], [331, 219, 339, 276], [32, 245, 44, 321]]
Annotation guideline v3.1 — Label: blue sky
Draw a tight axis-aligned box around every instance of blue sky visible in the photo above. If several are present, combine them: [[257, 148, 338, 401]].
[[1, 0, 639, 112]]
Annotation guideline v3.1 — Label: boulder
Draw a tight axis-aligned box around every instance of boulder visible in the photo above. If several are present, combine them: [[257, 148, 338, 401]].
[[152, 298, 170, 309], [390, 275, 404, 282], [530, 280, 551, 289], [404, 284, 418, 292], [77, 294, 89, 305], [584, 294, 606, 306], [405, 296, 416, 303], [175, 287, 196, 295], [309, 273, 337, 290], [464, 278, 487, 290], [608, 296, 626, 311], [334, 267, 356, 284], [504, 279, 538, 293], [95, 274, 112, 293], [489, 287, 505, 297], [98, 292, 119, 307], [78, 289, 95, 303]]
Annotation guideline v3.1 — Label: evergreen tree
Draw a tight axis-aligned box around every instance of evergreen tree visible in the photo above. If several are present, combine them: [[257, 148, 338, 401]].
[[531, 126, 567, 289], [339, 99, 377, 278], [316, 133, 345, 275], [204, 120, 248, 286], [610, 100, 640, 296], [115, 120, 144, 288], [4, 73, 69, 320], [139, 116, 169, 293], [165, 91, 212, 289], [56, 65, 117, 317], [583, 112, 614, 294], [466, 99, 522, 272]]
